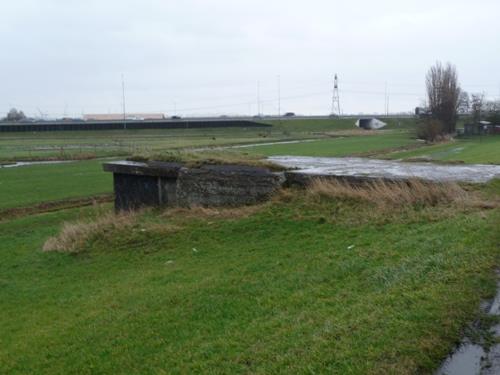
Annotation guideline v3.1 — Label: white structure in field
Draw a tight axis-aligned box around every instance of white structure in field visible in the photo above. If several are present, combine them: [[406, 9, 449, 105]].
[[355, 118, 387, 130]]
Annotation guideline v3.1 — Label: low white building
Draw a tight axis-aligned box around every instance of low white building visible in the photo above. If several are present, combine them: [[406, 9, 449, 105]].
[[355, 118, 387, 130]]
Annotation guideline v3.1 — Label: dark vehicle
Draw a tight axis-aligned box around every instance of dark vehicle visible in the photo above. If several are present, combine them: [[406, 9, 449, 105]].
[[171, 115, 181, 120], [284, 112, 295, 117]]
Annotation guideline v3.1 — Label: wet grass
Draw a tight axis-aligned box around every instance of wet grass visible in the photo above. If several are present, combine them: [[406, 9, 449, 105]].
[[0, 159, 112, 210], [0, 187, 499, 374], [263, 117, 416, 132], [0, 118, 418, 162], [242, 132, 418, 157], [388, 136, 500, 164], [0, 128, 283, 161]]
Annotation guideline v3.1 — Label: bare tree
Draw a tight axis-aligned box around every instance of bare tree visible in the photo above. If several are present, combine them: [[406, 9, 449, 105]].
[[426, 62, 461, 134], [470, 93, 485, 124], [6, 108, 26, 122], [458, 91, 470, 115]]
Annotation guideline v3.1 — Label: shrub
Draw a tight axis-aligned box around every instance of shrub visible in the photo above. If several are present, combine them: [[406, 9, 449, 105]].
[[416, 119, 445, 142]]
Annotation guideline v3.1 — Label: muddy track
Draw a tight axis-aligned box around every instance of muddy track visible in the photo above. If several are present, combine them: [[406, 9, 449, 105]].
[[0, 194, 113, 221]]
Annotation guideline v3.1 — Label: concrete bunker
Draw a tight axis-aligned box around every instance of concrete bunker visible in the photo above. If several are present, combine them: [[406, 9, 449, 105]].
[[104, 156, 500, 211], [103, 161, 285, 211]]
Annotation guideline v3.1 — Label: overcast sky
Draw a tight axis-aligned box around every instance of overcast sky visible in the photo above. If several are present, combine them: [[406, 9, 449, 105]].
[[1, 0, 500, 118]]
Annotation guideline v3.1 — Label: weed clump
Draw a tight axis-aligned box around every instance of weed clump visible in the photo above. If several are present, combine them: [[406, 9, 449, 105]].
[[42, 211, 138, 253], [129, 150, 286, 171], [306, 178, 470, 209]]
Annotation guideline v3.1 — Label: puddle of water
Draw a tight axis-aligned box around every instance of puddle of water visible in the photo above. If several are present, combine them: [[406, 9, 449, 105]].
[[0, 160, 72, 168], [227, 139, 317, 149], [435, 282, 500, 374], [482, 345, 500, 375], [436, 343, 485, 375], [194, 139, 318, 152], [268, 156, 500, 183], [488, 288, 500, 316]]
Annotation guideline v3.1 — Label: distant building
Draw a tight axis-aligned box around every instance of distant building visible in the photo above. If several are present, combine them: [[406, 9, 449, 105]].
[[355, 118, 387, 130], [464, 121, 500, 136], [83, 113, 165, 121]]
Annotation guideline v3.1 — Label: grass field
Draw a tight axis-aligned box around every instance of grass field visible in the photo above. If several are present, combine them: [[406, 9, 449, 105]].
[[1, 187, 499, 374], [388, 135, 500, 164], [0, 119, 420, 210], [0, 118, 414, 162], [0, 128, 279, 161], [0, 160, 112, 210], [243, 132, 417, 157], [1, 118, 499, 373]]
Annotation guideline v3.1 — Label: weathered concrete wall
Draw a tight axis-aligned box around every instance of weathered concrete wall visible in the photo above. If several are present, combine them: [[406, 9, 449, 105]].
[[104, 161, 285, 211], [176, 165, 285, 207]]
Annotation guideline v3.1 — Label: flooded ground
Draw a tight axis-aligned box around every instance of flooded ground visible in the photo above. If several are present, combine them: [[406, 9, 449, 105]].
[[268, 156, 500, 183], [436, 281, 500, 375], [0, 160, 73, 168], [193, 138, 319, 152], [226, 139, 318, 149]]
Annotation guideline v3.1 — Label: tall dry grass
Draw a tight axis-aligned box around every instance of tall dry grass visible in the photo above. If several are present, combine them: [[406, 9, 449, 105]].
[[42, 211, 138, 253], [306, 178, 471, 209]]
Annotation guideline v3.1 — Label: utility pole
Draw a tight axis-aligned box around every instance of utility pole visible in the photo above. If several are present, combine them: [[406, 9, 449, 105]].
[[331, 74, 341, 116], [277, 75, 281, 122], [384, 82, 389, 117], [122, 74, 127, 130], [257, 80, 261, 116]]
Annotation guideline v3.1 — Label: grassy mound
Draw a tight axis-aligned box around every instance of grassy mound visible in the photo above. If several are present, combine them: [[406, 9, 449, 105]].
[[1, 182, 499, 374], [129, 150, 287, 171]]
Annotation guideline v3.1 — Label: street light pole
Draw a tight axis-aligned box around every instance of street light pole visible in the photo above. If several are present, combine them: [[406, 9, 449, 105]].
[[122, 74, 127, 130], [277, 75, 281, 123]]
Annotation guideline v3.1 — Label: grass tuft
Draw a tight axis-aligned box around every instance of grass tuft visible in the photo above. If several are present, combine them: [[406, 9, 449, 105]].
[[306, 178, 471, 209], [42, 211, 138, 253], [129, 150, 287, 171]]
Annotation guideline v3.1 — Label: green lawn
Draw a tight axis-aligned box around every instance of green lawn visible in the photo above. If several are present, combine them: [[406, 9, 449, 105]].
[[388, 136, 500, 164], [0, 160, 112, 210], [263, 117, 416, 132], [0, 128, 281, 161], [0, 118, 419, 162], [243, 132, 417, 157], [0, 192, 498, 374], [1, 119, 499, 373]]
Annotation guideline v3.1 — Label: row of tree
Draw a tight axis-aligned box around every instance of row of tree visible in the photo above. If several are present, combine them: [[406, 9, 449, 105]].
[[422, 61, 500, 140], [1, 108, 27, 122]]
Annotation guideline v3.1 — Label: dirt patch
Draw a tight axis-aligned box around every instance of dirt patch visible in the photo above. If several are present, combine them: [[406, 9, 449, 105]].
[[0, 194, 113, 221], [403, 157, 466, 165]]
